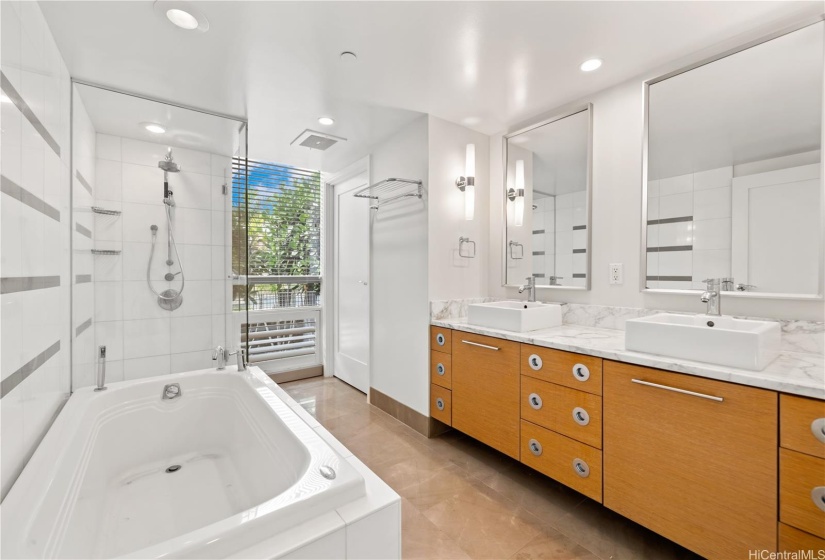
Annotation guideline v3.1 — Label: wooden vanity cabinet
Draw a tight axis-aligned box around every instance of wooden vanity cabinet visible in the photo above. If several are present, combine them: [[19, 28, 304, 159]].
[[603, 360, 778, 560], [451, 331, 521, 459]]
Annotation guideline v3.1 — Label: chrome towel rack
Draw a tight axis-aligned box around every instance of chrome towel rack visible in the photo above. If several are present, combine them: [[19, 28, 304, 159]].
[[353, 178, 423, 210], [459, 236, 476, 258], [91, 206, 121, 216], [509, 240, 524, 260]]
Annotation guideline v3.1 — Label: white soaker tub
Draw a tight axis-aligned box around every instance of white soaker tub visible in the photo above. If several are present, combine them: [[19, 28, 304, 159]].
[[1, 367, 368, 558]]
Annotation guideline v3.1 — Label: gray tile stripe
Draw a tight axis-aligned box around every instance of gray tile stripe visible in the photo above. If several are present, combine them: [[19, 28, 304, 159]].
[[647, 275, 693, 282], [572, 225, 587, 230], [75, 222, 92, 239], [0, 276, 60, 293], [572, 249, 587, 254], [75, 318, 92, 337], [647, 245, 693, 252], [1, 340, 60, 398], [1, 175, 60, 221], [572, 273, 587, 278], [532, 229, 545, 234], [75, 171, 93, 195], [0, 71, 61, 157], [532, 251, 545, 255], [76, 274, 92, 284], [647, 216, 693, 225]]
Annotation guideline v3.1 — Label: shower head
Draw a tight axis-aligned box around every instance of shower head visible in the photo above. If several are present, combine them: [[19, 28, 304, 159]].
[[158, 149, 180, 173]]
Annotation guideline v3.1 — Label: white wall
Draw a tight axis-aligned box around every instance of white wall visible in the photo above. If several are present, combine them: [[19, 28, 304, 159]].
[[489, 76, 824, 322], [369, 116, 429, 415], [78, 134, 233, 387], [0, 1, 72, 500], [427, 116, 490, 300]]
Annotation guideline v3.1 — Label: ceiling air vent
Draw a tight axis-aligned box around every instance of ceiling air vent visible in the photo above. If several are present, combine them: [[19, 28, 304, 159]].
[[290, 129, 347, 151]]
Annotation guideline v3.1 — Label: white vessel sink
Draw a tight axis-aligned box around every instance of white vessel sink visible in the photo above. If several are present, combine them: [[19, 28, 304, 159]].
[[467, 301, 562, 332], [625, 313, 781, 371]]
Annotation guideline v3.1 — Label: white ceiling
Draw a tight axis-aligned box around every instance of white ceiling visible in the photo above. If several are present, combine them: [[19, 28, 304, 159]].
[[75, 83, 242, 156], [649, 21, 823, 180], [41, 1, 823, 171]]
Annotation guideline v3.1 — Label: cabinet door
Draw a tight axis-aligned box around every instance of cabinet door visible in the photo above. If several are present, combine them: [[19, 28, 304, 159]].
[[603, 361, 777, 560], [452, 332, 520, 459]]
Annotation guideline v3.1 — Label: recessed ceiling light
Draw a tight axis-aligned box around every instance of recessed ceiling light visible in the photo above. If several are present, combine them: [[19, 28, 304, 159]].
[[580, 58, 603, 72], [153, 1, 209, 32], [143, 123, 166, 134], [318, 117, 335, 126], [166, 8, 198, 29]]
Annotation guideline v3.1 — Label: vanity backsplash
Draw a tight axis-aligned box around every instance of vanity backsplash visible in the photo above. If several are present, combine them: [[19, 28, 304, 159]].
[[429, 300, 824, 356]]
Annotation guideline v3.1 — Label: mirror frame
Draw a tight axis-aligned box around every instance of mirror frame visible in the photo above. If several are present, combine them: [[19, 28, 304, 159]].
[[502, 103, 594, 291], [640, 15, 825, 300]]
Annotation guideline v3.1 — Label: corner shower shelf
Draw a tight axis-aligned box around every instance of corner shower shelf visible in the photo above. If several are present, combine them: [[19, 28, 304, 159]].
[[91, 206, 121, 216], [353, 178, 423, 210], [91, 249, 121, 256]]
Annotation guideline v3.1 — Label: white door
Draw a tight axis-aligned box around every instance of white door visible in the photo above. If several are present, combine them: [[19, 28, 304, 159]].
[[333, 172, 370, 393]]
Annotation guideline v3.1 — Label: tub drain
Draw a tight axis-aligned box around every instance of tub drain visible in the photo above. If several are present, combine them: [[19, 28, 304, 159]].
[[165, 465, 181, 473]]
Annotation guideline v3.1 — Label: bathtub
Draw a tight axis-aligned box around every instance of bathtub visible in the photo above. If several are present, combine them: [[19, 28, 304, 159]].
[[1, 366, 369, 558]]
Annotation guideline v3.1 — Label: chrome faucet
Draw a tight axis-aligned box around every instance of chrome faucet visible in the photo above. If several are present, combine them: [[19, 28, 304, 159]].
[[519, 276, 537, 303], [228, 348, 247, 372], [212, 345, 226, 370], [95, 346, 108, 392], [700, 278, 722, 316]]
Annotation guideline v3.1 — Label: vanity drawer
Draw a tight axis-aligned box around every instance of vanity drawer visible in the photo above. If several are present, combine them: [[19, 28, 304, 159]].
[[430, 384, 452, 426], [521, 345, 603, 396], [430, 326, 452, 354], [780, 448, 825, 538], [778, 523, 825, 556], [781, 394, 825, 459], [430, 353, 452, 389], [521, 420, 602, 502], [521, 376, 602, 449]]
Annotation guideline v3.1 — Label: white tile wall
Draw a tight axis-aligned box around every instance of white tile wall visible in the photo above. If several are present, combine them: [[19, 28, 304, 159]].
[[1, 1, 71, 500], [82, 134, 233, 386], [646, 166, 733, 287]]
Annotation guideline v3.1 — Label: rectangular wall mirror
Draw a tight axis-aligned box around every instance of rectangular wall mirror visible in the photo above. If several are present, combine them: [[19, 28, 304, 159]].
[[644, 19, 824, 298], [504, 104, 593, 290]]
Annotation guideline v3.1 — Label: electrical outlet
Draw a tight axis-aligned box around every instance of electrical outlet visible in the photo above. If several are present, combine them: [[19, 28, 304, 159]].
[[609, 263, 623, 285]]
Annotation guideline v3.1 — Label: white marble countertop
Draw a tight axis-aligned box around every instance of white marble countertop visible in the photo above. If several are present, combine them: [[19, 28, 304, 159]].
[[432, 318, 825, 400]]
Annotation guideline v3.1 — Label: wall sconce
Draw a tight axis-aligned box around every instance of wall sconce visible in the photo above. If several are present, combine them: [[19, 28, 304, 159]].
[[455, 143, 475, 221], [507, 159, 525, 226]]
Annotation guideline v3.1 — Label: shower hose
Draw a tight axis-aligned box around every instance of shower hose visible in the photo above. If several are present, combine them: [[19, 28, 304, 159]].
[[147, 203, 185, 300]]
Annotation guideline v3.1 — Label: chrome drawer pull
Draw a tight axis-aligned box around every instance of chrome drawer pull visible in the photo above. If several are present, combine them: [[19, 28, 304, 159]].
[[436, 333, 446, 346], [528, 393, 543, 410], [631, 379, 724, 402], [572, 458, 590, 478], [436, 363, 446, 375], [461, 340, 500, 351], [528, 354, 543, 370], [528, 438, 543, 456], [811, 418, 825, 444], [572, 363, 590, 382], [572, 407, 590, 426], [436, 398, 445, 411], [812, 487, 825, 513]]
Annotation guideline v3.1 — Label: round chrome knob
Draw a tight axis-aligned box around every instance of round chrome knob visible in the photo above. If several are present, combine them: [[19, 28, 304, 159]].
[[811, 418, 825, 444], [436, 333, 446, 346], [572, 363, 590, 382], [812, 486, 825, 513], [436, 398, 445, 411], [572, 458, 590, 478], [528, 438, 543, 456], [528, 354, 543, 371], [436, 363, 446, 375], [572, 407, 590, 426], [528, 393, 543, 410]]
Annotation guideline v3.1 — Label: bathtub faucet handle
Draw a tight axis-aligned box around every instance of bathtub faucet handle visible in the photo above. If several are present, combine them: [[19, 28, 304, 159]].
[[212, 345, 226, 370], [227, 348, 247, 372]]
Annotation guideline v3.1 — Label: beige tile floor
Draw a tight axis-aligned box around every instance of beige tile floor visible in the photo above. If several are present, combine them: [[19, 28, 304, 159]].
[[282, 376, 703, 560]]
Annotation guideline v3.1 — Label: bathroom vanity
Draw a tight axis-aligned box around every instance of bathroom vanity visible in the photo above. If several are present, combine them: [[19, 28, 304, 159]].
[[429, 321, 825, 560]]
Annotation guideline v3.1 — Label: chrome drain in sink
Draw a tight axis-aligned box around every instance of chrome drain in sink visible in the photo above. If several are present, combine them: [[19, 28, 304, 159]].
[[165, 465, 181, 473]]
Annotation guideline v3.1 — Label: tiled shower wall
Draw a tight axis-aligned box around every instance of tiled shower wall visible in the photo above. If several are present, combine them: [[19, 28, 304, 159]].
[[76, 133, 233, 387], [532, 191, 587, 287], [0, 2, 72, 500], [646, 166, 733, 290]]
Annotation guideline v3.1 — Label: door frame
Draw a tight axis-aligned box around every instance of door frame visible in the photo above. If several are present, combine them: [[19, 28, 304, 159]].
[[322, 156, 371, 381]]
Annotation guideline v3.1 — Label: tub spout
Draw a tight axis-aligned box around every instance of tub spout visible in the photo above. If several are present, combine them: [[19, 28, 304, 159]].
[[95, 346, 108, 392]]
